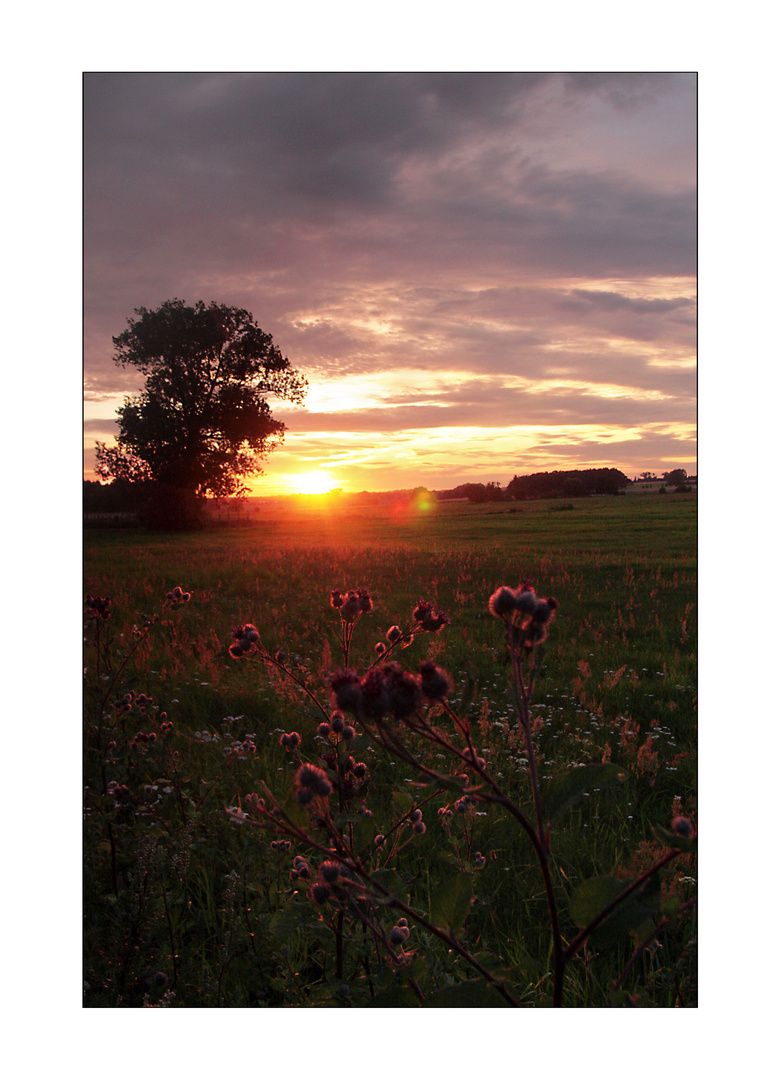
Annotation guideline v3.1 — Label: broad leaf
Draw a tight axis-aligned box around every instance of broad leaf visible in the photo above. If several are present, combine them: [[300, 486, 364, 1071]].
[[430, 872, 473, 933], [543, 763, 627, 825], [423, 980, 511, 1007], [365, 983, 421, 1007], [570, 872, 662, 948]]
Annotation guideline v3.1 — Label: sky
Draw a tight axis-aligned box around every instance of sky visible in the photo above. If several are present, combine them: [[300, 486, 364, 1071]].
[[83, 72, 696, 496]]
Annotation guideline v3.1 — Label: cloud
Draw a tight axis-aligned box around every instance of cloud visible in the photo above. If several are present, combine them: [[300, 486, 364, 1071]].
[[83, 73, 696, 488]]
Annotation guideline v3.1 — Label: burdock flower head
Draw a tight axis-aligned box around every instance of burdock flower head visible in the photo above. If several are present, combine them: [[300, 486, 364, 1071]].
[[488, 586, 517, 618], [334, 587, 373, 622], [229, 623, 262, 659], [412, 600, 450, 633], [672, 815, 696, 839], [418, 660, 453, 701], [294, 763, 333, 806], [488, 582, 558, 646], [361, 663, 422, 721], [85, 595, 112, 621], [330, 670, 363, 714], [166, 585, 192, 605]]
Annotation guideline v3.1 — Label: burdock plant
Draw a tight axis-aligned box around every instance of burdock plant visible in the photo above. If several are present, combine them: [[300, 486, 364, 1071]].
[[227, 582, 696, 1007]]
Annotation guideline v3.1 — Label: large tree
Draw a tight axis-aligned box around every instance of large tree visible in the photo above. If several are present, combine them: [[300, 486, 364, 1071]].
[[95, 299, 307, 503]]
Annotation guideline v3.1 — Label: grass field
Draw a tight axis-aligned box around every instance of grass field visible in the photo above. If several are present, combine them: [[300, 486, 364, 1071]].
[[83, 492, 697, 1007]]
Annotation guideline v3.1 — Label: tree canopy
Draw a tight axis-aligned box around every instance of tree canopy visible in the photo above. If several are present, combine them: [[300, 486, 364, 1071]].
[[506, 468, 630, 500], [96, 299, 307, 503]]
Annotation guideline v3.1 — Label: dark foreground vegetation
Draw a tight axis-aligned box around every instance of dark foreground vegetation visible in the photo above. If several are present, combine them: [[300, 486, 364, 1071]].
[[83, 494, 696, 1007]]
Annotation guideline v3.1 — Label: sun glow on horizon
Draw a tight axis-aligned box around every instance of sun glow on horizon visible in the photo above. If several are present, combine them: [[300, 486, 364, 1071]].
[[290, 470, 339, 495]]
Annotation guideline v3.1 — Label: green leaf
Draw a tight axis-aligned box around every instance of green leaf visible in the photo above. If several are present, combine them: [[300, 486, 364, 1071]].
[[662, 894, 681, 920], [430, 872, 473, 934], [423, 980, 511, 1007], [365, 983, 421, 1007], [543, 763, 627, 825], [570, 872, 662, 948], [369, 868, 411, 903]]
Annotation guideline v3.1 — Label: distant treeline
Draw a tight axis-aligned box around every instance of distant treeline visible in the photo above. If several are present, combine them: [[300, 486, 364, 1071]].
[[85, 467, 682, 520], [436, 469, 631, 503], [506, 468, 630, 500]]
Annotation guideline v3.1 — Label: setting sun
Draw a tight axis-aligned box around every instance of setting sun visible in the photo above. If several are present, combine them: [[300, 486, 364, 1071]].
[[292, 470, 338, 495]]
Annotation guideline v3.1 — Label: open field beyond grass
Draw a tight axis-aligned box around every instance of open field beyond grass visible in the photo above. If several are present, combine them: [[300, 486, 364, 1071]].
[[83, 494, 696, 1007]]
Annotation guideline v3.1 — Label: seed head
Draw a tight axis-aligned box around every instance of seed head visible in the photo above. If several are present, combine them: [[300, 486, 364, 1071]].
[[489, 586, 517, 618], [340, 590, 362, 621], [310, 882, 331, 904], [295, 763, 333, 798], [330, 670, 363, 714], [514, 585, 538, 616], [319, 860, 341, 884], [671, 815, 695, 839], [418, 660, 453, 700]]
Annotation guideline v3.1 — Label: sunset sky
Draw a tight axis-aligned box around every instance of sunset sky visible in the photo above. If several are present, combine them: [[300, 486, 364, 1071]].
[[83, 72, 696, 496]]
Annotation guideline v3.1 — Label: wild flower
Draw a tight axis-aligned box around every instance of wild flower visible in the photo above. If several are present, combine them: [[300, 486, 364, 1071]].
[[488, 586, 517, 618], [229, 623, 262, 658], [319, 861, 341, 884], [389, 919, 411, 946], [166, 585, 192, 604], [84, 594, 112, 621], [488, 583, 558, 648], [672, 815, 695, 838], [330, 669, 363, 713], [356, 662, 421, 721], [113, 784, 131, 807], [418, 660, 453, 701], [295, 763, 333, 799], [412, 600, 449, 632]]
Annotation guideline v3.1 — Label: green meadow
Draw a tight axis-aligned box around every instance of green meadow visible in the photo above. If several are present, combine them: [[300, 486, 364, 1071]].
[[83, 493, 697, 1007]]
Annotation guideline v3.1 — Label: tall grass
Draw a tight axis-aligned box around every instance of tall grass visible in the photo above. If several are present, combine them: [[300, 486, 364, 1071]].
[[83, 494, 696, 1006]]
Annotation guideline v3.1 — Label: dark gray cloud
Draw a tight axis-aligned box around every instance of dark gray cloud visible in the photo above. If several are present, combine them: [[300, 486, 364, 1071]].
[[84, 72, 696, 487]]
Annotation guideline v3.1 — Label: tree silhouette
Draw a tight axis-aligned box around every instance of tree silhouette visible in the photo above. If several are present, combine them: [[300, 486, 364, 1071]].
[[95, 300, 307, 519]]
